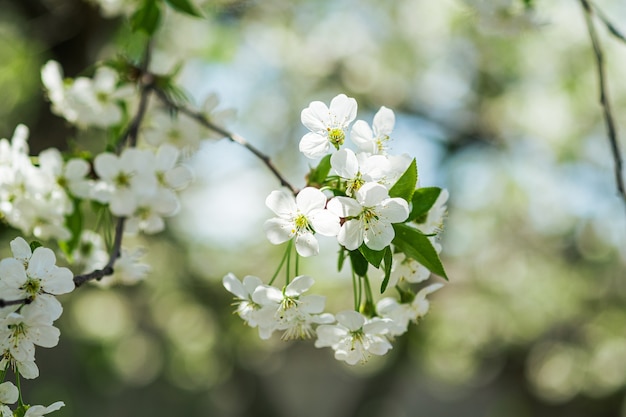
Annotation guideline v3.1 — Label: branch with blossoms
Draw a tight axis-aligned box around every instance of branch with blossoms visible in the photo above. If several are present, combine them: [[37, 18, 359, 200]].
[[223, 93, 449, 365], [0, 0, 449, 413]]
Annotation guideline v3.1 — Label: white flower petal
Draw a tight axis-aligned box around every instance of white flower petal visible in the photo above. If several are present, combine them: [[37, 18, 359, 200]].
[[336, 310, 365, 331], [295, 187, 326, 214], [330, 148, 359, 179], [299, 132, 330, 159], [309, 209, 340, 237], [294, 231, 319, 257], [264, 218, 295, 245], [301, 101, 330, 133], [285, 275, 314, 296], [265, 189, 297, 217]]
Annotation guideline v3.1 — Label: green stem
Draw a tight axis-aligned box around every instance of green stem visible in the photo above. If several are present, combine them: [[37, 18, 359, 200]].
[[295, 251, 300, 277], [285, 240, 293, 285], [352, 270, 359, 311], [268, 241, 292, 286], [15, 367, 24, 406]]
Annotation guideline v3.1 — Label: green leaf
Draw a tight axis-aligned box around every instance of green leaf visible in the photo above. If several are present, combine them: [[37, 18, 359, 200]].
[[131, 0, 162, 35], [389, 158, 417, 202], [409, 187, 442, 222], [380, 247, 393, 293], [337, 247, 347, 272], [29, 241, 42, 252], [307, 154, 332, 187], [165, 0, 202, 17], [59, 200, 84, 260], [349, 249, 369, 277], [359, 244, 386, 268], [392, 223, 448, 279]]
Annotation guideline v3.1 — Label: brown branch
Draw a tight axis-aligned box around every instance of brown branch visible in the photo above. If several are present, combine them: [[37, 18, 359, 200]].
[[580, 0, 626, 207], [152, 88, 299, 196]]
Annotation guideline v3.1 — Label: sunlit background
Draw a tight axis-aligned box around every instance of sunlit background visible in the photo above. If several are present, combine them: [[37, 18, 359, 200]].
[[2, 0, 626, 416]]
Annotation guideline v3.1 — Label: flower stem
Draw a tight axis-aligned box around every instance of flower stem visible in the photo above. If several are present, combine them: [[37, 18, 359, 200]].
[[269, 242, 291, 286]]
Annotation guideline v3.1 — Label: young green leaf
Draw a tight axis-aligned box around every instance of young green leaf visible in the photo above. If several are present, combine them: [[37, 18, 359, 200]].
[[359, 244, 386, 268], [29, 241, 43, 252], [349, 249, 369, 277], [380, 246, 393, 293], [165, 0, 202, 17], [389, 158, 417, 202], [409, 187, 442, 222], [337, 247, 346, 272], [307, 154, 332, 187], [392, 223, 448, 279], [131, 0, 162, 35]]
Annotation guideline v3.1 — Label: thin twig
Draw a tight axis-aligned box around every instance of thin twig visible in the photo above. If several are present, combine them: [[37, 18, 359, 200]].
[[152, 88, 299, 196], [580, 0, 626, 208], [588, 1, 626, 44]]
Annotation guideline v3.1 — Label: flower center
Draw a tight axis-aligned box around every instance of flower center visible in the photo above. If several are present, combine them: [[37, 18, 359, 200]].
[[360, 207, 379, 230], [114, 172, 132, 188], [346, 173, 365, 196], [293, 213, 310, 233], [327, 128, 345, 150], [22, 277, 41, 296]]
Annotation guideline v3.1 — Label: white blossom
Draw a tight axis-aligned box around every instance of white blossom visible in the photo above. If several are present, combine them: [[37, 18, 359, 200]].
[[264, 187, 340, 257], [315, 310, 392, 365], [251, 276, 334, 340], [0, 382, 17, 417], [299, 94, 357, 159], [222, 273, 278, 339], [351, 106, 395, 155], [376, 283, 444, 337], [93, 148, 157, 216], [327, 183, 409, 250]]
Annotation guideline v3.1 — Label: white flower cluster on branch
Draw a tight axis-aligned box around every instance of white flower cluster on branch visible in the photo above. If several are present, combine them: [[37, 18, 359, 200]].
[[225, 94, 449, 365]]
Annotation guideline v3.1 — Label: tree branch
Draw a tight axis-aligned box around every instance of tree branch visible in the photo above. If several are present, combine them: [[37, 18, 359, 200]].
[[580, 0, 626, 208], [152, 88, 299, 196]]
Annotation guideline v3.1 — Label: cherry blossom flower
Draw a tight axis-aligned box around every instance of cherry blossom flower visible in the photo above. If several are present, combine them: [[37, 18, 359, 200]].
[[0, 381, 17, 417], [299, 94, 357, 159], [330, 148, 390, 196], [0, 309, 61, 363], [251, 276, 334, 340], [376, 283, 444, 337], [38, 148, 92, 199], [93, 148, 157, 216], [351, 106, 395, 155], [315, 310, 392, 365], [327, 182, 409, 250], [222, 273, 278, 339], [384, 252, 432, 289], [264, 187, 340, 257], [0, 238, 74, 321]]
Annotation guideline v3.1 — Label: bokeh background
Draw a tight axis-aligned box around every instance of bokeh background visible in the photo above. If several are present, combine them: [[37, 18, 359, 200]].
[[2, 0, 626, 416]]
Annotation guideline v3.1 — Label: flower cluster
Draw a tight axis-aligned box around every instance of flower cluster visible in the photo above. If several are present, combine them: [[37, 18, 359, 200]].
[[0, 237, 71, 415], [0, 54, 234, 411], [226, 94, 449, 364]]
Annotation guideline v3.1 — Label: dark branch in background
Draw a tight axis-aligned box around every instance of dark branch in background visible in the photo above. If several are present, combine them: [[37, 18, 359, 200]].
[[580, 0, 626, 208], [73, 217, 126, 287], [588, 1, 626, 44], [152, 88, 299, 196]]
